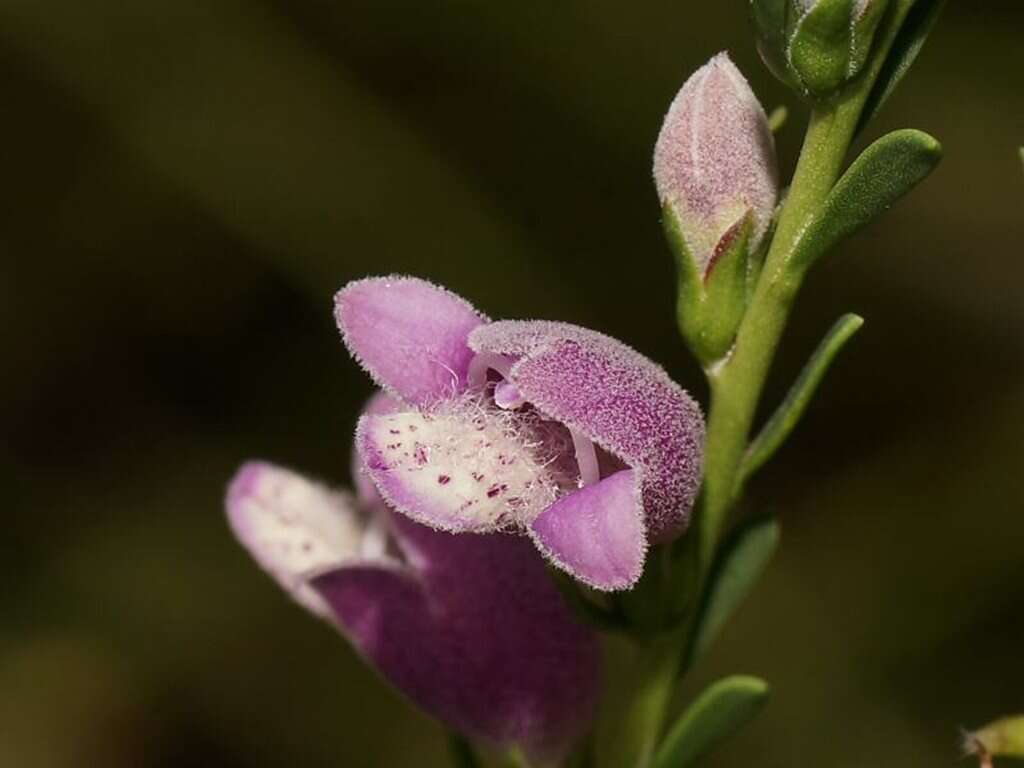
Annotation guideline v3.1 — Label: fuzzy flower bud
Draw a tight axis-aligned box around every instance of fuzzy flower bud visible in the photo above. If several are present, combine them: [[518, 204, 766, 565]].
[[751, 0, 890, 98], [653, 53, 779, 363]]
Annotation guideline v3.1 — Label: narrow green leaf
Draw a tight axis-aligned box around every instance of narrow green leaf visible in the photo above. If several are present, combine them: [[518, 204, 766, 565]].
[[857, 0, 947, 132], [741, 314, 864, 483], [790, 129, 942, 269], [448, 733, 482, 768], [653, 676, 769, 768], [689, 516, 780, 665]]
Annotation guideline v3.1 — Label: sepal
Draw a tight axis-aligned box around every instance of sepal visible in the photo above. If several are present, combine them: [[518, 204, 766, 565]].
[[668, 209, 756, 366]]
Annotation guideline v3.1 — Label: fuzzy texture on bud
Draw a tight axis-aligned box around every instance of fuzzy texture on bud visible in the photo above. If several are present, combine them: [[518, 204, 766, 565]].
[[653, 53, 778, 277]]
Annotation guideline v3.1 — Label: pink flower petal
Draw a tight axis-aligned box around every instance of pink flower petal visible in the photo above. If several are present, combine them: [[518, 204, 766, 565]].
[[530, 469, 646, 591], [226, 461, 365, 618], [470, 320, 705, 542], [335, 276, 488, 407]]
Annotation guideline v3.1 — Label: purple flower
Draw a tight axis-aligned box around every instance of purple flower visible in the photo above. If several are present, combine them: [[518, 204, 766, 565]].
[[338, 276, 705, 591], [226, 395, 600, 762]]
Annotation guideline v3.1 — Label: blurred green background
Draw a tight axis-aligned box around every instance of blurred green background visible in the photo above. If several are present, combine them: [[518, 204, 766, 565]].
[[2, 1, 1021, 766]]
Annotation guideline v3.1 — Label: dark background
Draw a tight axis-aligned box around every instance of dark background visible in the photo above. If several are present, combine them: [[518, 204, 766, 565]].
[[2, 2, 1022, 766]]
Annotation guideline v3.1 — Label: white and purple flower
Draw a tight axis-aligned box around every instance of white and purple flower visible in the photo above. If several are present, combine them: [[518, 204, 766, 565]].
[[338, 276, 706, 591], [227, 393, 600, 762]]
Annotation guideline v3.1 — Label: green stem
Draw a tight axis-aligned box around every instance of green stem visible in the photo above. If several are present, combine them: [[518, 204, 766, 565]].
[[601, 630, 687, 768], [605, 6, 920, 766], [698, 0, 917, 565]]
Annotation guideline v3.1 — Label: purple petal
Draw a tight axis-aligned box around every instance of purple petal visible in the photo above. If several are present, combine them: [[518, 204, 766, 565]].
[[531, 469, 646, 591], [470, 320, 705, 543], [313, 516, 600, 762], [653, 52, 778, 274], [226, 461, 364, 619], [335, 276, 488, 407]]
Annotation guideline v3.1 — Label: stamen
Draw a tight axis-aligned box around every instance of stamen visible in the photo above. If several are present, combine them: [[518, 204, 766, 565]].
[[570, 428, 600, 487], [468, 352, 515, 389]]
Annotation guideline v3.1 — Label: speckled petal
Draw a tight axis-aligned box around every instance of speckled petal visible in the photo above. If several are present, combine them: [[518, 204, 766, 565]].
[[351, 391, 404, 508], [226, 461, 364, 619], [312, 514, 600, 763], [531, 469, 646, 591], [653, 52, 778, 274], [469, 320, 705, 543], [355, 399, 566, 534], [335, 276, 489, 407]]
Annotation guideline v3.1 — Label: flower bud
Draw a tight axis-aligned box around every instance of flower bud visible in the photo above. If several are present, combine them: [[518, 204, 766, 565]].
[[654, 53, 779, 363], [751, 0, 890, 98]]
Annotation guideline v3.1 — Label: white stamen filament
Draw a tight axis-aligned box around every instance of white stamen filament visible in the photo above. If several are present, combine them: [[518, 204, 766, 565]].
[[468, 352, 515, 389], [570, 428, 600, 488]]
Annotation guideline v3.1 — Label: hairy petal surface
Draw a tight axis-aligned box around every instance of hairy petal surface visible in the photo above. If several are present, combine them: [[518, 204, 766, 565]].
[[226, 461, 365, 618], [470, 320, 705, 543], [335, 276, 488, 406], [653, 52, 778, 274], [356, 395, 568, 533], [531, 469, 646, 590], [313, 515, 600, 763]]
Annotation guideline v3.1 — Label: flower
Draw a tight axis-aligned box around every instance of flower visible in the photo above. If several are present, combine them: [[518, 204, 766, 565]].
[[653, 52, 778, 280], [337, 276, 705, 591], [226, 393, 601, 763]]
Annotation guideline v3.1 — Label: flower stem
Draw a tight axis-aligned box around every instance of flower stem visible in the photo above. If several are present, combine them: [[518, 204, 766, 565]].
[[600, 629, 687, 768], [607, 6, 920, 766]]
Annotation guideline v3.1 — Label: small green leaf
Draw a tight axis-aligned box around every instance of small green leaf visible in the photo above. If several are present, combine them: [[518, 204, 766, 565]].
[[741, 314, 864, 484], [653, 676, 769, 768], [791, 129, 941, 269], [857, 0, 947, 132], [690, 516, 780, 665], [967, 715, 1024, 760]]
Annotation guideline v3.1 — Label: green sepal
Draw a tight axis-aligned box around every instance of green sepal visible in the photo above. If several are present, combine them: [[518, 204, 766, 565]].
[[652, 676, 769, 768], [687, 516, 780, 667], [857, 0, 947, 134], [789, 129, 941, 270], [740, 313, 863, 484], [848, 0, 891, 78], [968, 715, 1024, 759], [787, 0, 856, 98], [750, 0, 798, 88], [666, 207, 753, 366]]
